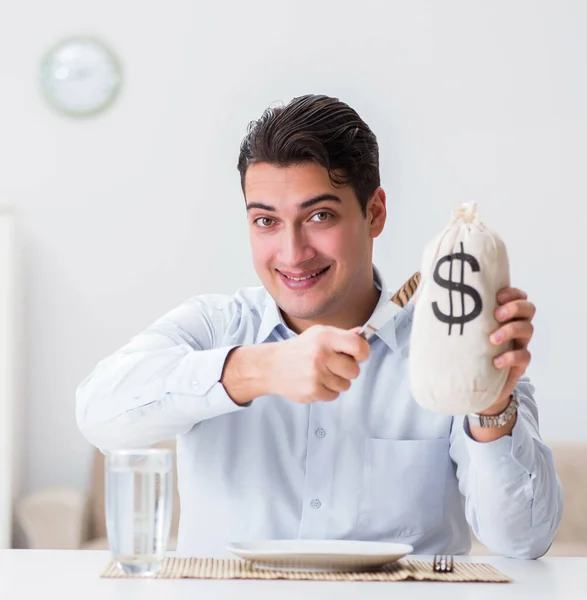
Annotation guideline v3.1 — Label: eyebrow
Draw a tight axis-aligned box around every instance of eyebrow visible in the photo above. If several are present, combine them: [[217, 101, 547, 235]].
[[245, 193, 342, 212]]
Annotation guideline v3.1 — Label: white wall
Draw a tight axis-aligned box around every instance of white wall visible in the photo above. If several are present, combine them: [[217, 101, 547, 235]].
[[0, 211, 22, 548], [0, 0, 586, 498]]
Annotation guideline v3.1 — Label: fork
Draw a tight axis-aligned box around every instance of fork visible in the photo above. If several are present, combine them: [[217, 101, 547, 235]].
[[433, 555, 454, 573]]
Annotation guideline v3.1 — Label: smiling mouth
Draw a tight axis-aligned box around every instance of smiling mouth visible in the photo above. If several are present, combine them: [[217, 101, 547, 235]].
[[279, 266, 330, 281]]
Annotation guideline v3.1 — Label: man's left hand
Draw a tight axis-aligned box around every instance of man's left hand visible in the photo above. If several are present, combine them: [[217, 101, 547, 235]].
[[483, 287, 536, 414]]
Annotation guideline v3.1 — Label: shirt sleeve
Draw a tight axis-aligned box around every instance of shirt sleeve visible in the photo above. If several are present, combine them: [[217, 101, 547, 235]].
[[448, 375, 564, 559], [76, 296, 250, 451]]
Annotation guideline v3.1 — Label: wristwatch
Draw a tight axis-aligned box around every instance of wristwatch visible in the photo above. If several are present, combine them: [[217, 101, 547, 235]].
[[468, 388, 520, 428]]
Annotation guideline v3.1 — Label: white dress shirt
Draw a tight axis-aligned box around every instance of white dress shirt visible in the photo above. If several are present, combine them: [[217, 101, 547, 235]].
[[76, 267, 563, 559]]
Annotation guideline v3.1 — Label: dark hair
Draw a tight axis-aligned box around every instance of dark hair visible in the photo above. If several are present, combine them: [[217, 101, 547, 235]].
[[237, 94, 380, 216]]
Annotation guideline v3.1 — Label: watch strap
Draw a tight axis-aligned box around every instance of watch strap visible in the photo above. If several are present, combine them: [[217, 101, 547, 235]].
[[468, 388, 520, 428]]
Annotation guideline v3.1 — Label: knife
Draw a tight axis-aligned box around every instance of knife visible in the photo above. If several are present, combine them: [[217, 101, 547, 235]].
[[358, 272, 421, 340]]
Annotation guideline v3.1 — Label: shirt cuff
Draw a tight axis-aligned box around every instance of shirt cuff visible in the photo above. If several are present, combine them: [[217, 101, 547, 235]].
[[463, 412, 536, 475], [166, 345, 251, 418]]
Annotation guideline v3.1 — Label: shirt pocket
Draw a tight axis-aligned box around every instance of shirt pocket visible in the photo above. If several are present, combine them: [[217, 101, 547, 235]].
[[360, 437, 450, 538]]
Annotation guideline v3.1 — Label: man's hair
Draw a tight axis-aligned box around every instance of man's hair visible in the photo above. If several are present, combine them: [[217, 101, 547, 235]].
[[237, 94, 380, 216]]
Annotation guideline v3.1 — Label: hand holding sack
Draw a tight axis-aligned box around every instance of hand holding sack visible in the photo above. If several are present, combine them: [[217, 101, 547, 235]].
[[409, 202, 512, 415]]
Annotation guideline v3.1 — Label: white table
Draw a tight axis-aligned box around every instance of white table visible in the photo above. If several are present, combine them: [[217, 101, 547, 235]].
[[1, 550, 585, 599]]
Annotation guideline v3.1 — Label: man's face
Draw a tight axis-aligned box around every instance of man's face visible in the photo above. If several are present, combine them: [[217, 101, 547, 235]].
[[244, 162, 385, 328]]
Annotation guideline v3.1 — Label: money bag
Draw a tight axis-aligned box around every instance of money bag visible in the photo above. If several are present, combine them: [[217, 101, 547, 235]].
[[409, 202, 512, 415]]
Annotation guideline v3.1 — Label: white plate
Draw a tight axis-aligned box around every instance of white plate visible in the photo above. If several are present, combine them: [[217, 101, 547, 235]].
[[226, 540, 413, 572]]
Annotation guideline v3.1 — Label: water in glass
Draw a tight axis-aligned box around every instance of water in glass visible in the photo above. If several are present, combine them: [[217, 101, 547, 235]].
[[106, 448, 173, 575]]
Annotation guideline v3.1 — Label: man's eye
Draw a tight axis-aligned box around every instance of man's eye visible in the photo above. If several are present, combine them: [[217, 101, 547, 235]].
[[311, 212, 332, 222], [254, 217, 274, 228]]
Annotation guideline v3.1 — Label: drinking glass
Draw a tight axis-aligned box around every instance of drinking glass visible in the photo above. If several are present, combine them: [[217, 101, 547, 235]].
[[105, 448, 173, 575]]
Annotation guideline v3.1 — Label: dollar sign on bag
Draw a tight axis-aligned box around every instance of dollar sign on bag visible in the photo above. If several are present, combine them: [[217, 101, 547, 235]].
[[432, 242, 483, 335]]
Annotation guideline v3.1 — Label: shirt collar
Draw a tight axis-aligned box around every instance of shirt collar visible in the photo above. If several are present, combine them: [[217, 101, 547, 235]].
[[369, 265, 399, 352], [255, 290, 289, 344], [255, 265, 410, 350]]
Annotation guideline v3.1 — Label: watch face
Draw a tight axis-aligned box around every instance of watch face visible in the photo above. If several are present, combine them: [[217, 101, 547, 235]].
[[40, 37, 122, 117]]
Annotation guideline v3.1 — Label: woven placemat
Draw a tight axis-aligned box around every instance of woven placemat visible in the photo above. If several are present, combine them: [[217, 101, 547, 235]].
[[101, 558, 511, 583]]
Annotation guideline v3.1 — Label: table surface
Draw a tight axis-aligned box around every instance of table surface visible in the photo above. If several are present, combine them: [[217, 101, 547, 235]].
[[1, 550, 586, 600]]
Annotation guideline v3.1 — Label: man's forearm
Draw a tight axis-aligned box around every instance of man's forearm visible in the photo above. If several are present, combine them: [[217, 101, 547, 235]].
[[464, 428, 563, 559], [221, 343, 275, 405], [456, 380, 564, 559], [77, 342, 245, 450]]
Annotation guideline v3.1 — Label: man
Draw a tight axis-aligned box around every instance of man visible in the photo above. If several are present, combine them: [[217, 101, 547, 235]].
[[76, 94, 562, 559]]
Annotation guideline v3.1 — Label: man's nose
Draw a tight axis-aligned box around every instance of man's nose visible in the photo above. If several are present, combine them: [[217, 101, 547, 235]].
[[278, 226, 316, 266]]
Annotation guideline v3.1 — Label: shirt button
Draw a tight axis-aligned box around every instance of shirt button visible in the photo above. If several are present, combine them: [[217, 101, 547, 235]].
[[311, 499, 322, 510], [315, 428, 326, 438], [191, 380, 199, 388]]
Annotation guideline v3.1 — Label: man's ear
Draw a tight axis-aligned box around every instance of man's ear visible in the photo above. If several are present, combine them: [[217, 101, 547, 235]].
[[367, 187, 386, 237]]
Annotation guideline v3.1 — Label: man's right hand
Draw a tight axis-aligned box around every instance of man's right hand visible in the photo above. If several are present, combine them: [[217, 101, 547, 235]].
[[221, 325, 370, 406], [266, 325, 370, 403]]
